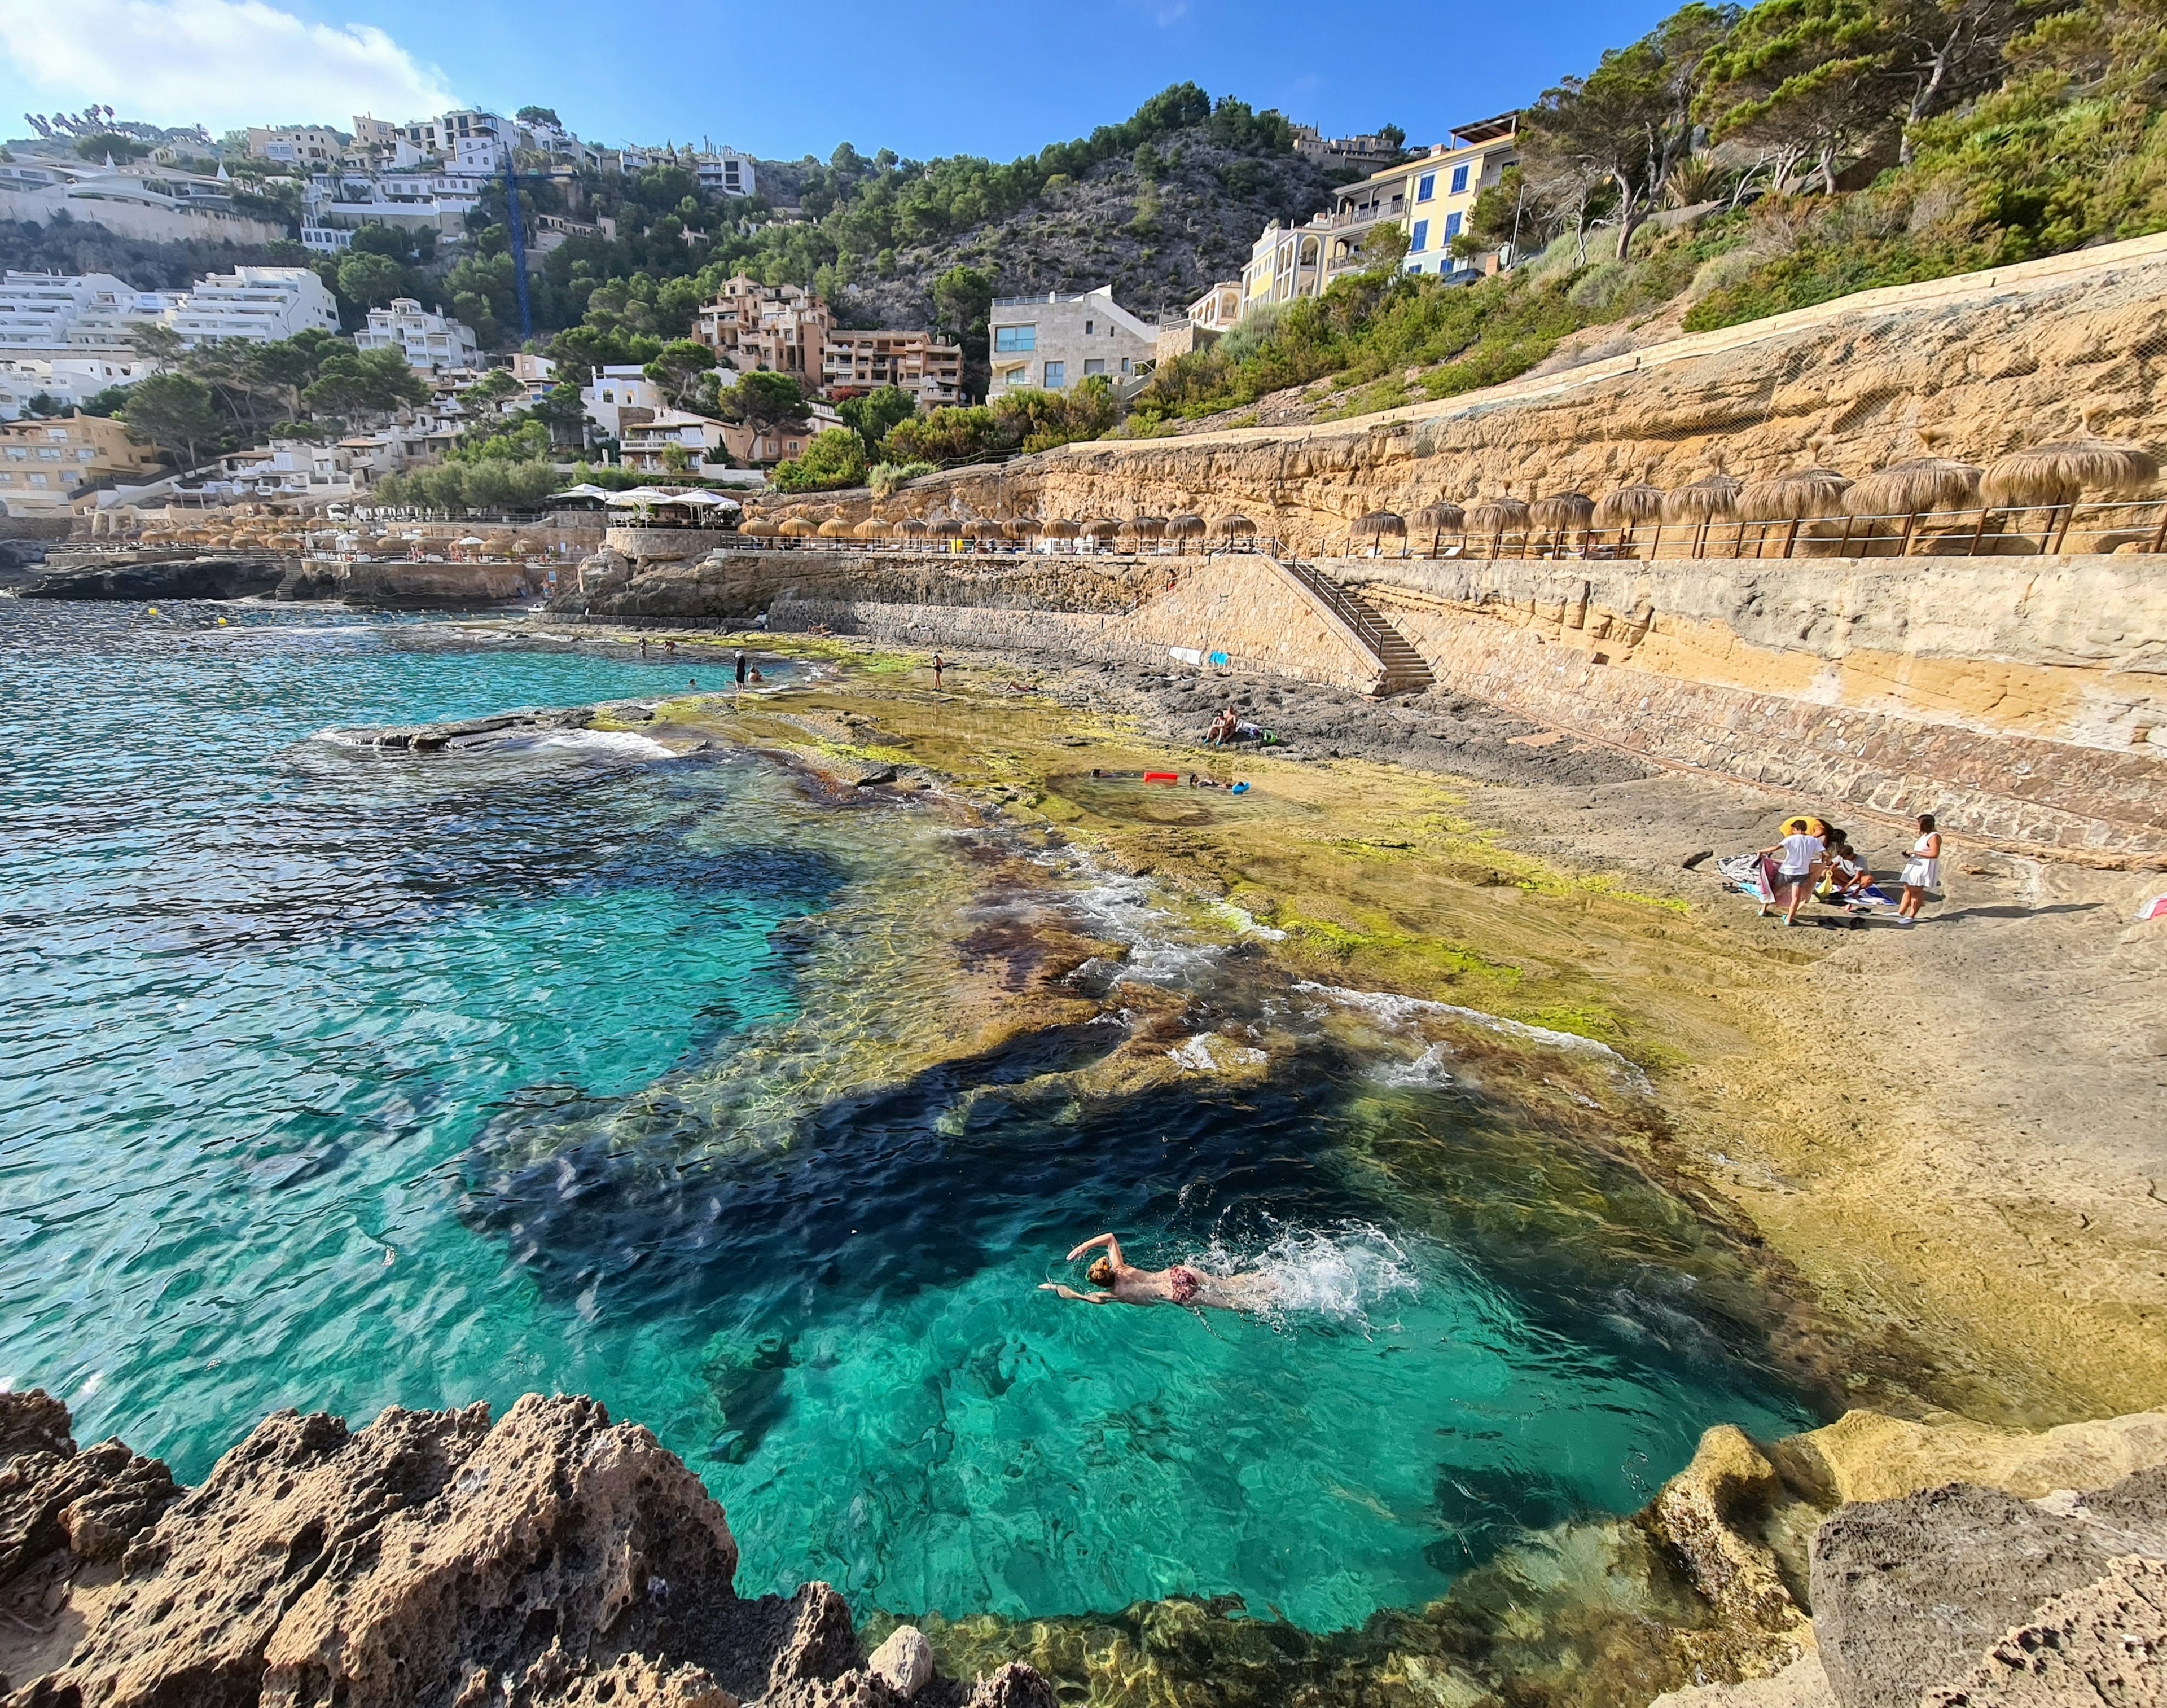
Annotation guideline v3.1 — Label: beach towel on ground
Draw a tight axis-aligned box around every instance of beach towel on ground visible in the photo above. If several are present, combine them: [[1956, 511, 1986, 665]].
[[1714, 853, 1777, 903]]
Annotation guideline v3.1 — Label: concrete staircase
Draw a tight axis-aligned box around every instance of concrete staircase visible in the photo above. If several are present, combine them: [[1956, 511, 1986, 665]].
[[1271, 556, 1436, 696]]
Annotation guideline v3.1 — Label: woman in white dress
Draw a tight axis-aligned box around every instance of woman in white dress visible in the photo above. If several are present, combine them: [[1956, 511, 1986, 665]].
[[1898, 813, 1941, 923]]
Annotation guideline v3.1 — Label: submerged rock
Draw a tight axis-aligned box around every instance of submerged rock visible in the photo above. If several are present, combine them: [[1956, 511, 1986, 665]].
[[0, 1393, 1049, 1708]]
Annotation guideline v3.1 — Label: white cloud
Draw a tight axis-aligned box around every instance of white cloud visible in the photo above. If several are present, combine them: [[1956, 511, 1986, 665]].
[[0, 0, 460, 131]]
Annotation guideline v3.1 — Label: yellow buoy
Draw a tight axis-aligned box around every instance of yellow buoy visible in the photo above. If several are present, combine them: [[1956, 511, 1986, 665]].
[[147, 606, 159, 616]]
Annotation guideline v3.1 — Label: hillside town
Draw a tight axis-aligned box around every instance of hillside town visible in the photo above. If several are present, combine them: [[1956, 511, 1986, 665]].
[[0, 97, 1520, 524]]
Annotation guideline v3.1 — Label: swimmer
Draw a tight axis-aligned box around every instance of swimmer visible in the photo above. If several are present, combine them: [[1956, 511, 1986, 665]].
[[1039, 1232, 1274, 1312]]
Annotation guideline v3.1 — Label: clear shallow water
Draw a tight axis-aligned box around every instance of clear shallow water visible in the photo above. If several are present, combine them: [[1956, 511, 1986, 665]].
[[0, 601, 1815, 1636]]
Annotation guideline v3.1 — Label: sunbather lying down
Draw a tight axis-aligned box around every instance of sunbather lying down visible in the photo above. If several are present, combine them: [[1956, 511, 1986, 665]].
[[1039, 1233, 1277, 1311]]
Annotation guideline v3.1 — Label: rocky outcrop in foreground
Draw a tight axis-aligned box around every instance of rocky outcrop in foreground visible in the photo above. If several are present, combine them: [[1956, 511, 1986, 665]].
[[0, 1391, 1049, 1708], [1650, 1417, 2167, 1708]]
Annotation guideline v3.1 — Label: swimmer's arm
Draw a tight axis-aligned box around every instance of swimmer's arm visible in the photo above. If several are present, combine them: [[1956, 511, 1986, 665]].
[[1038, 1284, 1111, 1303], [1065, 1233, 1122, 1266]]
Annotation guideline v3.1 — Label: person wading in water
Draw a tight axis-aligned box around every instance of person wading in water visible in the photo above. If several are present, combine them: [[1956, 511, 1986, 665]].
[[1039, 1233, 1275, 1312]]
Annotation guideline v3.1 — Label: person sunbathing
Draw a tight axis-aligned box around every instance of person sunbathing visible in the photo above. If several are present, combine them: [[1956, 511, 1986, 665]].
[[1039, 1233, 1274, 1312]]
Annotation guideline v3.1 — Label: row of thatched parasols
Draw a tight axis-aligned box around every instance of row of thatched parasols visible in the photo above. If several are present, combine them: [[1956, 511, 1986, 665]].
[[1346, 429, 2161, 558], [739, 512, 1262, 545]]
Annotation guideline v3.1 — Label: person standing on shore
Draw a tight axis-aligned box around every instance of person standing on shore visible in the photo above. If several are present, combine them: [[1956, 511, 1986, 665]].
[[1758, 816, 1826, 927], [932, 652, 945, 690], [1898, 814, 1941, 924]]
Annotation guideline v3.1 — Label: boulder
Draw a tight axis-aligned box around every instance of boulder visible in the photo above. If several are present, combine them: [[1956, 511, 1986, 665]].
[[1921, 1552, 2167, 1707], [1810, 1470, 2167, 1708], [867, 1626, 934, 1698]]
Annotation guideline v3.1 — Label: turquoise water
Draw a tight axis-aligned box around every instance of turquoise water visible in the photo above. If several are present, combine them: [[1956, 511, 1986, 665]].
[[0, 601, 1815, 1636]]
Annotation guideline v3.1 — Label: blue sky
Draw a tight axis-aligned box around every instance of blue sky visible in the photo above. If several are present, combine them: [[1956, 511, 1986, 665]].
[[0, 0, 1669, 159]]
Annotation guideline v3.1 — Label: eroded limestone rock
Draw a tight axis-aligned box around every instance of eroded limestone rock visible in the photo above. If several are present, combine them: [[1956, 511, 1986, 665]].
[[0, 1390, 178, 1635], [1654, 1425, 1805, 1634], [1, 1394, 1050, 1708], [1922, 1553, 2167, 1707], [1809, 1471, 2167, 1708]]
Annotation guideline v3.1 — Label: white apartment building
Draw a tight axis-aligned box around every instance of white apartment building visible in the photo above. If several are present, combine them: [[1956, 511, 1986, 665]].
[[355, 299, 482, 371], [988, 287, 1156, 394], [0, 272, 183, 355], [168, 267, 341, 346], [0, 353, 159, 420], [694, 151, 756, 197], [0, 272, 131, 352], [581, 365, 663, 438]]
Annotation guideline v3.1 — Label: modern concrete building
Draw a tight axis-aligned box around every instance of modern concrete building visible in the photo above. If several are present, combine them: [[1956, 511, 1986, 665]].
[[0, 353, 161, 420], [0, 412, 160, 516], [819, 329, 964, 407], [354, 299, 482, 371], [988, 287, 1156, 394], [0, 272, 134, 353], [167, 267, 341, 346], [694, 151, 757, 198]]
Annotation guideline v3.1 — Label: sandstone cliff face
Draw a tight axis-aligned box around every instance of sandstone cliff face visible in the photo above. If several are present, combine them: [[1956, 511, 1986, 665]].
[[0, 1391, 1045, 1708], [758, 235, 2167, 560]]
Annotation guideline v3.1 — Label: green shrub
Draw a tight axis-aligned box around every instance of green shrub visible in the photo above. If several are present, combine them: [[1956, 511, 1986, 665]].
[[769, 428, 869, 493]]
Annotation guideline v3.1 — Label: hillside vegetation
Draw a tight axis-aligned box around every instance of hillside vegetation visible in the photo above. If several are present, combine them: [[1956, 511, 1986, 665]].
[[1134, 0, 2167, 429]]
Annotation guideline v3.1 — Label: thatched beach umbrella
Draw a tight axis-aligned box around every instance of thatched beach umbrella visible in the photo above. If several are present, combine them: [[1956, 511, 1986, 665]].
[[1845, 456, 1979, 517], [1006, 516, 1043, 542], [1127, 515, 1167, 546], [1530, 491, 1595, 556], [1662, 472, 1742, 557], [1041, 517, 1081, 543], [853, 516, 890, 540], [897, 516, 930, 542], [966, 517, 1006, 543], [928, 517, 963, 541], [1983, 431, 2158, 552], [1595, 480, 1666, 552], [739, 517, 778, 538], [1414, 500, 1464, 556], [1210, 513, 1257, 547], [778, 516, 819, 539], [817, 517, 855, 539], [1738, 467, 1853, 521], [1467, 491, 1531, 558], [1166, 513, 1206, 545], [1352, 510, 1406, 556], [1846, 447, 1981, 555]]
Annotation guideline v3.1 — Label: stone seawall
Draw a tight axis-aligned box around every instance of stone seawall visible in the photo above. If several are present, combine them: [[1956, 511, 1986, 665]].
[[1335, 552, 2167, 857], [567, 548, 1396, 694]]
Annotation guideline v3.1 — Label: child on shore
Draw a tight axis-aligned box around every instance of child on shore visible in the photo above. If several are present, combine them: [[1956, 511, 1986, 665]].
[[1758, 816, 1826, 927]]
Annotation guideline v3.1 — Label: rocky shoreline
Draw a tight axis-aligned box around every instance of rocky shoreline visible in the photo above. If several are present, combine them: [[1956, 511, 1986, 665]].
[[0, 1389, 1051, 1708], [6, 1386, 2162, 1707]]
